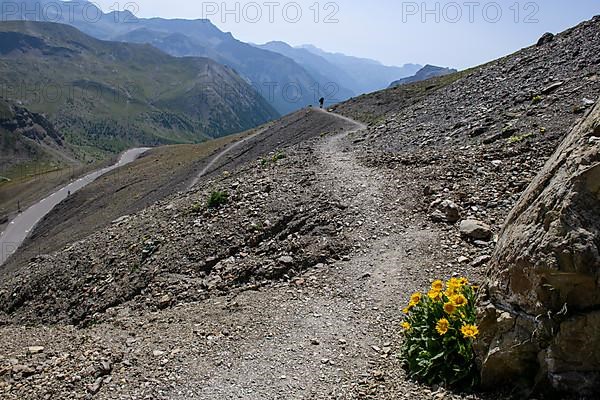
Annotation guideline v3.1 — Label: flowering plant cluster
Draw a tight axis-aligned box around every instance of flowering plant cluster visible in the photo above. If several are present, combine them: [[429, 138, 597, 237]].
[[400, 278, 479, 389]]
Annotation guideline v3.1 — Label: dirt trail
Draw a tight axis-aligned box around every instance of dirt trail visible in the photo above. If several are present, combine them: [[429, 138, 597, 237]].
[[163, 112, 445, 399], [188, 127, 269, 189], [143, 112, 441, 398], [159, 112, 433, 398], [315, 108, 368, 131], [0, 112, 481, 400], [188, 108, 356, 189]]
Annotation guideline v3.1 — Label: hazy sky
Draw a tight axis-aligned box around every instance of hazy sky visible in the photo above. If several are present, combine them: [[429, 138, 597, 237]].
[[92, 0, 599, 69]]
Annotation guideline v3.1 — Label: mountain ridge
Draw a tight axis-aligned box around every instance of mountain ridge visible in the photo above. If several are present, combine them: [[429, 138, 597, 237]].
[[0, 0, 422, 112], [256, 40, 356, 104], [389, 64, 458, 87], [300, 43, 422, 93], [0, 0, 329, 114], [0, 20, 279, 158]]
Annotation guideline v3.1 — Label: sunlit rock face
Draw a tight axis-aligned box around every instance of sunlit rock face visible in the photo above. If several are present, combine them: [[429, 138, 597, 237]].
[[478, 100, 600, 398]]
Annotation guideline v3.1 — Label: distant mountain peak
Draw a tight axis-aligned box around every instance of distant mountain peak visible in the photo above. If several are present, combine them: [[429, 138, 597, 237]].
[[295, 43, 422, 94], [264, 40, 292, 47], [389, 64, 457, 88]]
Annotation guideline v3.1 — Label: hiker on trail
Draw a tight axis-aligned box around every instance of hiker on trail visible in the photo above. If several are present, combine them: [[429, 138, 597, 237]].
[[67, 190, 71, 197], [17, 201, 21, 214], [319, 97, 325, 109]]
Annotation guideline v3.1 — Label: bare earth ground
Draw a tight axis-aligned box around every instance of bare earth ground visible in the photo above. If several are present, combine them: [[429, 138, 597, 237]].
[[0, 110, 504, 400]]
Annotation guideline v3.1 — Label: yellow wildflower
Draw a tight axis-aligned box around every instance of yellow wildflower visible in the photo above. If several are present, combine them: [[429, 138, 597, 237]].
[[428, 289, 442, 301], [410, 292, 422, 305], [458, 277, 469, 286], [443, 301, 457, 315], [403, 306, 411, 314], [451, 294, 468, 307], [461, 324, 479, 339], [436, 318, 450, 336], [444, 279, 461, 296], [447, 277, 463, 289], [431, 280, 444, 292], [401, 321, 411, 331]]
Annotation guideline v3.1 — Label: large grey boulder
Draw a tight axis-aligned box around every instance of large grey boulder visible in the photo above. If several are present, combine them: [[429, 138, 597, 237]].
[[477, 100, 600, 397], [459, 219, 492, 241]]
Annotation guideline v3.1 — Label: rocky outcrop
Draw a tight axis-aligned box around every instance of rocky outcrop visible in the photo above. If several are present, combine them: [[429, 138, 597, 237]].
[[477, 100, 600, 397], [429, 199, 461, 223], [537, 32, 555, 46], [0, 100, 64, 145], [0, 98, 70, 171]]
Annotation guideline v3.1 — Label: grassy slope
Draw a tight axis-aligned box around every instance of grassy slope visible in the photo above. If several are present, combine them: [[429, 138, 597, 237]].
[[0, 21, 279, 158]]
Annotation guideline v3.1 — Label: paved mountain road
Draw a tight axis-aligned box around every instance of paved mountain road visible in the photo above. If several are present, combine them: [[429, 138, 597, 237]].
[[0, 148, 150, 266]]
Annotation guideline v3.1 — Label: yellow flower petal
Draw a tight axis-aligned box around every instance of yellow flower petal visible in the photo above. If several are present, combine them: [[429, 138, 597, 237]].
[[443, 302, 457, 314], [461, 324, 479, 339], [410, 292, 422, 305], [428, 289, 442, 301], [451, 294, 468, 307], [436, 318, 450, 336]]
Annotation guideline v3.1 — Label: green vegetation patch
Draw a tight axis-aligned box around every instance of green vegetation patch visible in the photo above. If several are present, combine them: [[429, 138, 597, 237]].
[[532, 95, 543, 104], [261, 151, 286, 166], [400, 277, 480, 390], [507, 132, 535, 144], [207, 190, 229, 208]]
